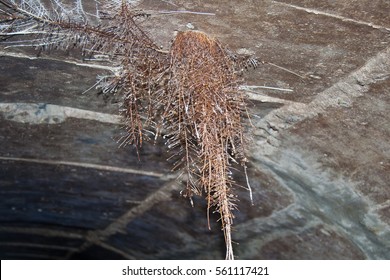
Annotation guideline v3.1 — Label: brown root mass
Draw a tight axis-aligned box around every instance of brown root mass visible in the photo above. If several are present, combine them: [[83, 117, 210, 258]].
[[162, 31, 248, 259]]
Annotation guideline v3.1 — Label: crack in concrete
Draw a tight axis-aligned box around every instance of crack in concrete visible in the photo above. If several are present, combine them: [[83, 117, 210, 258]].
[[0, 176, 179, 259], [252, 45, 390, 155], [272, 0, 390, 32], [0, 102, 121, 125], [243, 89, 303, 105], [65, 178, 180, 259], [97, 242, 135, 259], [0, 156, 168, 178], [0, 50, 118, 72], [0, 226, 85, 239], [0, 242, 79, 252]]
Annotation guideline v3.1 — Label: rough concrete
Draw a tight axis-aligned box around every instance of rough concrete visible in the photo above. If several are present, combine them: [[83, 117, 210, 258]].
[[0, 0, 389, 259]]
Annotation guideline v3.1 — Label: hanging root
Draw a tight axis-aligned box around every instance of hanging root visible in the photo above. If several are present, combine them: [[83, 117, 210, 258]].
[[163, 31, 248, 259]]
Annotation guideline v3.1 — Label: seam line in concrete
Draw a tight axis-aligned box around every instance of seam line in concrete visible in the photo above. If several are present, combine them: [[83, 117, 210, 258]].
[[272, 0, 390, 32], [260, 45, 390, 129], [0, 50, 119, 72], [0, 102, 122, 124], [65, 179, 180, 259], [0, 226, 85, 239], [0, 156, 167, 178]]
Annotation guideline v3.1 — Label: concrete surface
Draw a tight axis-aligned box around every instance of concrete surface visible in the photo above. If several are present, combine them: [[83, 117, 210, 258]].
[[0, 0, 389, 259]]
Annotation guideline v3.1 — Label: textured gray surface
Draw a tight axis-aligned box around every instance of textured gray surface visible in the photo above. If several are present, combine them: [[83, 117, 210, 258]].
[[0, 0, 389, 259]]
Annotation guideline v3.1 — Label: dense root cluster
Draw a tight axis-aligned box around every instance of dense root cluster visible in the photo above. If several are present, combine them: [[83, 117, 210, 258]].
[[165, 31, 247, 259]]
